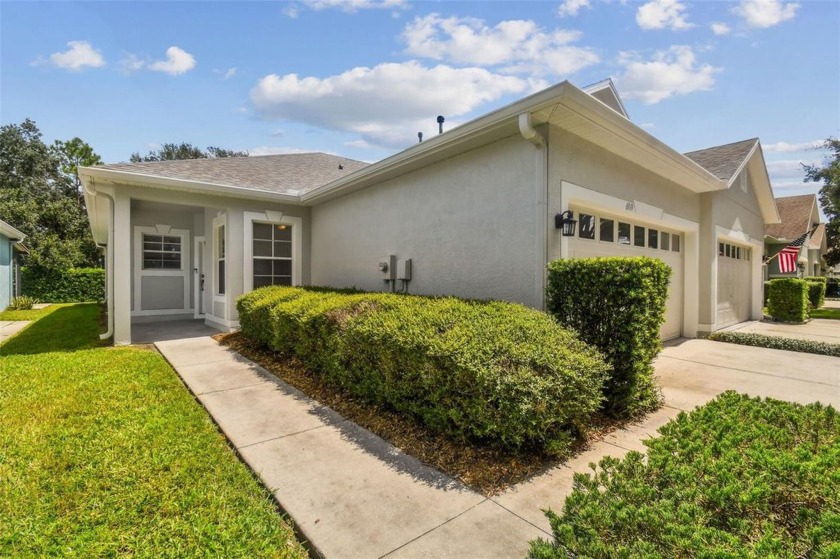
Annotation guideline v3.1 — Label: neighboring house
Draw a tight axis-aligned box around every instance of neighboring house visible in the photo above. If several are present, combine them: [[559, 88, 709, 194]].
[[0, 219, 28, 310], [764, 194, 826, 279], [79, 79, 780, 345]]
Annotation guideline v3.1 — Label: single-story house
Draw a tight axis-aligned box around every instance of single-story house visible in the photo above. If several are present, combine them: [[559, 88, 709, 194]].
[[0, 219, 28, 310], [79, 79, 780, 345], [765, 194, 826, 278]]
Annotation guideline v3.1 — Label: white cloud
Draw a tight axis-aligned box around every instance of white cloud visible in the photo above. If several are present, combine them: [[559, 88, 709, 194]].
[[119, 53, 145, 73], [214, 67, 237, 79], [711, 22, 731, 35], [640, 122, 656, 130], [616, 46, 720, 104], [251, 61, 532, 148], [48, 41, 105, 70], [287, 0, 407, 14], [763, 140, 823, 153], [636, 0, 693, 30], [148, 46, 196, 76], [734, 0, 799, 28], [765, 158, 812, 179], [558, 0, 591, 17], [402, 14, 599, 76], [345, 139, 373, 149], [283, 4, 299, 18]]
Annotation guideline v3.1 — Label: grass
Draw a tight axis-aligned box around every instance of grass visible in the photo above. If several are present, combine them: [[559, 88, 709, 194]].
[[0, 304, 306, 558], [810, 307, 840, 320], [0, 305, 56, 322]]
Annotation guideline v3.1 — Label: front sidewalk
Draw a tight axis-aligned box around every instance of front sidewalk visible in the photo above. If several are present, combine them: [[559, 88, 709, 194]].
[[156, 333, 840, 558]]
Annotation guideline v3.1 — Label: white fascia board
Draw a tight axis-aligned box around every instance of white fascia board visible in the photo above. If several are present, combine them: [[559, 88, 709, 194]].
[[744, 144, 782, 224], [559, 87, 726, 192], [0, 220, 25, 241], [79, 166, 303, 205]]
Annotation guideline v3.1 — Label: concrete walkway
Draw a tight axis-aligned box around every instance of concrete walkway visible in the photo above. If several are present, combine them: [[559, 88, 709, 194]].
[[156, 335, 840, 558], [0, 321, 30, 344]]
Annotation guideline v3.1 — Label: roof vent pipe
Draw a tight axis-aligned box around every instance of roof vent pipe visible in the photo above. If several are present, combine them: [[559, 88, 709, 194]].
[[437, 115, 445, 134], [418, 132, 423, 143]]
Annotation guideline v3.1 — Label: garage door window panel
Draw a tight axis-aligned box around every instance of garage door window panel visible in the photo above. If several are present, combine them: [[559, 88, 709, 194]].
[[579, 214, 596, 240]]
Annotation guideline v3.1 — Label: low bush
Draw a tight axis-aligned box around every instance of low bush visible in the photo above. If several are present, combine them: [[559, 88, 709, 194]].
[[7, 295, 39, 310], [804, 276, 827, 309], [529, 392, 840, 558], [546, 257, 671, 417], [237, 287, 609, 454], [708, 330, 840, 357], [21, 267, 104, 303], [767, 278, 809, 322]]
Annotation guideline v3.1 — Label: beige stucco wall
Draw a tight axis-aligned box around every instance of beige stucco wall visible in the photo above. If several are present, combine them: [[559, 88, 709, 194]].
[[310, 134, 542, 308]]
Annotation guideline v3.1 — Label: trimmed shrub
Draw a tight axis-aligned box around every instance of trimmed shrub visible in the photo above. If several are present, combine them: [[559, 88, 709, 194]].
[[767, 278, 809, 323], [22, 267, 105, 303], [804, 276, 827, 309], [709, 330, 840, 357], [546, 257, 671, 417], [529, 392, 840, 558], [763, 281, 771, 306], [7, 295, 39, 310], [237, 287, 609, 454]]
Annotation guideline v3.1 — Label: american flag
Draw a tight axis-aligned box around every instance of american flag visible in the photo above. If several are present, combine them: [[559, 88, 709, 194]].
[[777, 230, 810, 273]]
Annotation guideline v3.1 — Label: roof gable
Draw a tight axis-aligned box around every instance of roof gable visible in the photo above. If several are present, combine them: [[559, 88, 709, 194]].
[[766, 194, 819, 241], [582, 78, 629, 119], [683, 138, 758, 182]]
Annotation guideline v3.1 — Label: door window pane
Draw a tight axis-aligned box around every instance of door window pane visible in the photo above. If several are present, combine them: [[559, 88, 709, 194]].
[[599, 218, 615, 242], [578, 213, 596, 240], [618, 222, 631, 245], [634, 225, 645, 247], [142, 233, 181, 270]]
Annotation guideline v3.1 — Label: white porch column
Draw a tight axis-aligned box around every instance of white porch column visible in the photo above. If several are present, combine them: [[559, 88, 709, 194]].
[[113, 192, 132, 345]]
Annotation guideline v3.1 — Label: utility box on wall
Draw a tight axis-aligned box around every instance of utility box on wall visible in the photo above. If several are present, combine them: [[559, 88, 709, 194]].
[[379, 255, 397, 280], [397, 258, 412, 281]]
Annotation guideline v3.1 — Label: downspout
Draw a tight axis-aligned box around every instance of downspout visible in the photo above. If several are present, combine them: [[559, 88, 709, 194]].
[[519, 113, 548, 310], [84, 177, 115, 341]]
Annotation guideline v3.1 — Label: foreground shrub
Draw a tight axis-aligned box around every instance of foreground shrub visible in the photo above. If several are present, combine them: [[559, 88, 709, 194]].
[[805, 277, 827, 309], [767, 278, 809, 322], [709, 330, 840, 357], [237, 287, 609, 454], [529, 392, 840, 558], [546, 257, 670, 417], [22, 267, 104, 302]]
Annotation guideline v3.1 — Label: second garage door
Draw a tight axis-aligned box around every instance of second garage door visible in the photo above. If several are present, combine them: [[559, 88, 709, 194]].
[[568, 211, 684, 341], [716, 241, 752, 328]]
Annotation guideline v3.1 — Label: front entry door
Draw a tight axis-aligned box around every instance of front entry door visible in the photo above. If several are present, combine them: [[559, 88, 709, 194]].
[[194, 236, 206, 318]]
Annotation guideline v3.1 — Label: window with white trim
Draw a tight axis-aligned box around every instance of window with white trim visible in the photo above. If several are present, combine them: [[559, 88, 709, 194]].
[[252, 222, 293, 287], [142, 234, 181, 270], [216, 224, 226, 295]]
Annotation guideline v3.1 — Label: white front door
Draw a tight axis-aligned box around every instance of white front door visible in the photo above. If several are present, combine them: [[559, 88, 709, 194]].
[[194, 236, 206, 318]]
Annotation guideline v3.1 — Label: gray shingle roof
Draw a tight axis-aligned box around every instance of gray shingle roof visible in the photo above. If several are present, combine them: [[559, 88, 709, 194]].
[[94, 152, 370, 195], [766, 194, 818, 241], [808, 222, 826, 249], [683, 138, 758, 181]]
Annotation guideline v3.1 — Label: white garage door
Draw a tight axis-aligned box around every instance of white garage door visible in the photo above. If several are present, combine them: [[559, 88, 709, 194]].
[[568, 211, 684, 341], [716, 241, 752, 328]]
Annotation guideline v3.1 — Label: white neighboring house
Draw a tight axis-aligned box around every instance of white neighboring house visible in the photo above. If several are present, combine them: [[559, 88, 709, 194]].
[[0, 219, 27, 310], [764, 194, 826, 279], [79, 79, 780, 345]]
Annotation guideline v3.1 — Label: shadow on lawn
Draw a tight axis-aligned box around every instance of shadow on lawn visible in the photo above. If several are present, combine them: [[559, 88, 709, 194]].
[[0, 303, 106, 356]]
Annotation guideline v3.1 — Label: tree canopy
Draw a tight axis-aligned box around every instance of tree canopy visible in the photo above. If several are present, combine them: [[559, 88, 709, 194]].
[[130, 142, 248, 162], [0, 119, 100, 272], [803, 137, 840, 267]]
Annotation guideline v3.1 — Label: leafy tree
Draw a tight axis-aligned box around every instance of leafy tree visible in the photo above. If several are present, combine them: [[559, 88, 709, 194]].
[[130, 142, 248, 162], [803, 137, 840, 267], [0, 119, 101, 272]]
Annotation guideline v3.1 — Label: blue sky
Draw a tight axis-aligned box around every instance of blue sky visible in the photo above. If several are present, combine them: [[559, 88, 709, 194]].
[[2, 0, 838, 198]]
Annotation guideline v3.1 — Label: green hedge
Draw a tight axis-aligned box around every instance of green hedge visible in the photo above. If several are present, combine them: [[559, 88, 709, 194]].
[[529, 392, 840, 558], [546, 257, 670, 417], [237, 286, 609, 454], [804, 277, 827, 309], [708, 331, 840, 357], [767, 278, 809, 322], [22, 268, 105, 303]]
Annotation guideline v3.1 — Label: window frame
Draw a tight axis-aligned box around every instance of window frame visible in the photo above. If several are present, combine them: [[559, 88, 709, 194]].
[[243, 211, 302, 293], [141, 233, 183, 271]]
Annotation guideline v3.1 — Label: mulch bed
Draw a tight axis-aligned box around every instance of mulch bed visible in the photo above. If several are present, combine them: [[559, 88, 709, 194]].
[[214, 331, 625, 496]]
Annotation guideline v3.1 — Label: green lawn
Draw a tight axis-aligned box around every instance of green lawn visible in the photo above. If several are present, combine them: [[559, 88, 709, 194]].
[[0, 304, 305, 558], [810, 307, 840, 320], [0, 305, 57, 322]]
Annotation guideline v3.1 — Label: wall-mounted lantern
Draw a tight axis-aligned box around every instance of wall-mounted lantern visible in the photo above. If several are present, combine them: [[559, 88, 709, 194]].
[[555, 210, 577, 237]]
